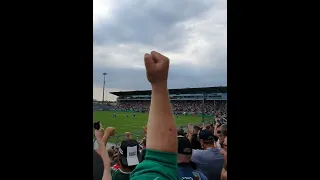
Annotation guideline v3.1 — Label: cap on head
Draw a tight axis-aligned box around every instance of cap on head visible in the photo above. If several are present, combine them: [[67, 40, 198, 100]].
[[199, 130, 215, 143], [119, 139, 140, 166]]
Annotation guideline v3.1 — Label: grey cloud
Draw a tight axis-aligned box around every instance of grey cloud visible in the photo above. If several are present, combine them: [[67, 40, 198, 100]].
[[93, 0, 227, 92], [93, 0, 215, 51]]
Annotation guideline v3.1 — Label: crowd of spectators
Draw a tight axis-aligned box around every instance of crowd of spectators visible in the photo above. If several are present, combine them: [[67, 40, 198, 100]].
[[93, 51, 227, 180], [108, 100, 227, 118], [94, 119, 227, 180]]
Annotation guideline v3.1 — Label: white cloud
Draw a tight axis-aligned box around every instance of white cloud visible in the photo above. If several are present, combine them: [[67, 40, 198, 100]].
[[93, 0, 115, 26]]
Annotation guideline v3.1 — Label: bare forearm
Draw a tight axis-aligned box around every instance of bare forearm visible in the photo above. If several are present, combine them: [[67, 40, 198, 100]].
[[147, 82, 177, 152], [99, 143, 111, 180], [102, 169, 111, 180], [187, 132, 192, 142]]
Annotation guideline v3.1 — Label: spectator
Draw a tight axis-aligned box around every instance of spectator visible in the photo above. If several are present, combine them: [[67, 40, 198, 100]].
[[191, 129, 224, 180], [217, 124, 227, 149], [108, 148, 115, 159], [125, 132, 132, 139], [220, 136, 227, 180], [111, 100, 227, 117], [214, 122, 222, 149], [177, 135, 208, 180], [191, 125, 202, 150], [130, 51, 178, 180], [111, 139, 141, 179], [220, 124, 227, 138], [177, 128, 185, 136], [93, 126, 115, 180]]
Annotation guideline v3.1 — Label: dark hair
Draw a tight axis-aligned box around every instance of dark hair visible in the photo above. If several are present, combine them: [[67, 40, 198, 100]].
[[107, 148, 114, 158], [194, 126, 201, 131], [177, 128, 185, 136]]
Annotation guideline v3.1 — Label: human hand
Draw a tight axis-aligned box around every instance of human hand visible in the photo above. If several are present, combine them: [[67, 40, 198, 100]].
[[144, 51, 169, 85]]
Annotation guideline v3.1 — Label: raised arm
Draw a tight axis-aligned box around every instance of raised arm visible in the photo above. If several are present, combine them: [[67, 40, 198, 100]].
[[94, 126, 115, 180], [130, 51, 178, 180], [145, 51, 177, 152]]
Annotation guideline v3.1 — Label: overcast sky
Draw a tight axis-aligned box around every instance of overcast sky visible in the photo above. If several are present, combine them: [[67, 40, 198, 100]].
[[93, 0, 227, 101]]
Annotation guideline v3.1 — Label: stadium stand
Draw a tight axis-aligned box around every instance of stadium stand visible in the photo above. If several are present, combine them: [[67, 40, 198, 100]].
[[110, 86, 227, 120]]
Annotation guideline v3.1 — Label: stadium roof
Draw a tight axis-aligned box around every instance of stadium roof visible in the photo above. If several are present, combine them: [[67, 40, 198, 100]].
[[110, 86, 227, 96]]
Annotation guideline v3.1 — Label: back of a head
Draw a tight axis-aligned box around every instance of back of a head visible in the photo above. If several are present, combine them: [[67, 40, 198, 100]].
[[107, 148, 114, 158], [93, 150, 104, 180], [194, 126, 201, 133], [177, 128, 185, 136], [199, 130, 216, 145], [177, 136, 192, 163]]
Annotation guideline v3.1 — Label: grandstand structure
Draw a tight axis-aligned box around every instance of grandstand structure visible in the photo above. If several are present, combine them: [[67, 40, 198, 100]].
[[111, 86, 226, 100], [110, 86, 227, 122]]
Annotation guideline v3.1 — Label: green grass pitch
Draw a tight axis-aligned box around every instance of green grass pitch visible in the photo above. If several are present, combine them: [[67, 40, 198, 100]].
[[93, 111, 205, 144]]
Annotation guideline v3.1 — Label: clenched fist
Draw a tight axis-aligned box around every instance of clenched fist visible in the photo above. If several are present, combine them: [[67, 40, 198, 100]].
[[105, 127, 115, 138], [144, 51, 170, 84], [95, 127, 115, 145]]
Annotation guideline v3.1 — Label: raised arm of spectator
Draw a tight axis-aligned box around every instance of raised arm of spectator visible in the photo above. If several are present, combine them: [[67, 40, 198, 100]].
[[130, 51, 178, 180], [95, 126, 115, 180]]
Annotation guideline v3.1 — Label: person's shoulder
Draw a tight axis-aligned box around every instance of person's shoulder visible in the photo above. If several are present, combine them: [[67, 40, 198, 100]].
[[192, 149, 204, 154], [191, 149, 204, 163]]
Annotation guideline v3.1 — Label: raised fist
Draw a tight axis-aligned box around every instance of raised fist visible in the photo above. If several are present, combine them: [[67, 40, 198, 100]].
[[95, 127, 115, 144], [144, 51, 170, 84], [105, 127, 115, 137]]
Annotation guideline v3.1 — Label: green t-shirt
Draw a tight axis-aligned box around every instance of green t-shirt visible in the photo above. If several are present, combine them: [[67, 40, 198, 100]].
[[110, 168, 131, 180], [130, 149, 178, 180]]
